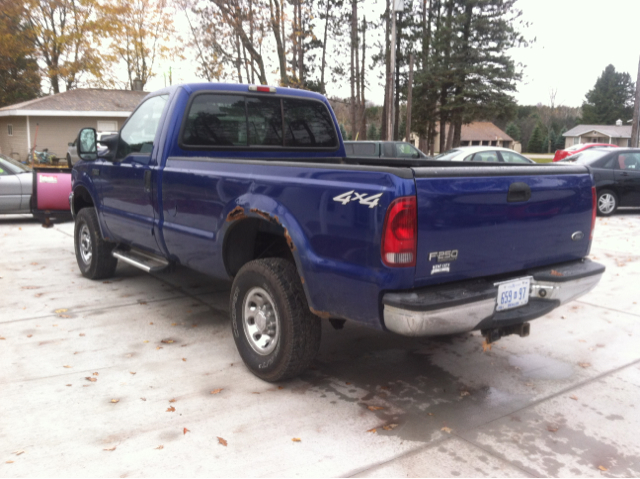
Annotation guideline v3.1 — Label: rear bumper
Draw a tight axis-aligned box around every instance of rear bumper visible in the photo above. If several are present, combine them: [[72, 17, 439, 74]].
[[382, 259, 604, 337]]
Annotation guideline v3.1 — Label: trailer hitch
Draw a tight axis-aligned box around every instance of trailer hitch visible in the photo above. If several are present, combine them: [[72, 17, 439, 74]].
[[482, 322, 530, 345]]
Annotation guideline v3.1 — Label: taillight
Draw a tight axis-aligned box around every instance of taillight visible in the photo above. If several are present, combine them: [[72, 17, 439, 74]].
[[381, 196, 417, 267], [248, 85, 276, 93], [590, 186, 597, 239]]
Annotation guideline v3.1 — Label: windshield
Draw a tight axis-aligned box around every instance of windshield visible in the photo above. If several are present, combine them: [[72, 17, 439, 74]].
[[0, 154, 32, 173], [433, 148, 463, 161], [561, 149, 611, 164]]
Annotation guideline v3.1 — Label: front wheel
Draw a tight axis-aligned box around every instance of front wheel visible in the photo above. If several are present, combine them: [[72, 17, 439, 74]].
[[74, 207, 118, 279], [597, 190, 617, 216], [230, 258, 321, 382]]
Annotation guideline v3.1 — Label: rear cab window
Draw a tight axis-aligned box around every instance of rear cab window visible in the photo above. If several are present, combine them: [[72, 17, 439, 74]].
[[181, 92, 338, 151]]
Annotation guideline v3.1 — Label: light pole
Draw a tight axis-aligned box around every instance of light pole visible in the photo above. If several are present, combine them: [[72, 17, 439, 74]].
[[387, 0, 403, 141]]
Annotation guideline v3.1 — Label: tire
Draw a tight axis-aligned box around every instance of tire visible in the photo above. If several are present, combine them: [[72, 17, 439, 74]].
[[230, 258, 321, 382], [74, 207, 118, 279], [597, 190, 617, 216]]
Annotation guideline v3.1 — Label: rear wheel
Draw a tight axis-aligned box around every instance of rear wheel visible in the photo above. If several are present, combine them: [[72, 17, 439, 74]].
[[230, 258, 321, 382], [597, 190, 617, 216], [74, 208, 118, 279]]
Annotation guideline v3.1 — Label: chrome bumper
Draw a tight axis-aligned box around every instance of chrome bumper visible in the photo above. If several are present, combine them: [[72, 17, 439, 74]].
[[383, 259, 605, 337]]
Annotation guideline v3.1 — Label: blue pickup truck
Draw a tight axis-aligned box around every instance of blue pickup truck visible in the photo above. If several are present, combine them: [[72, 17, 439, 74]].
[[70, 83, 604, 381]]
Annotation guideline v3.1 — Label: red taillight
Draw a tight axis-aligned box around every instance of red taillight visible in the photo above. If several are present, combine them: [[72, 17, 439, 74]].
[[590, 186, 597, 239], [381, 196, 417, 267], [248, 85, 276, 93]]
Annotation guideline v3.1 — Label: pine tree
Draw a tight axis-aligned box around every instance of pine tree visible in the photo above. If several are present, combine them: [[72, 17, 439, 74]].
[[527, 124, 544, 153], [367, 123, 378, 140], [581, 64, 635, 124], [505, 122, 520, 142], [555, 128, 566, 151]]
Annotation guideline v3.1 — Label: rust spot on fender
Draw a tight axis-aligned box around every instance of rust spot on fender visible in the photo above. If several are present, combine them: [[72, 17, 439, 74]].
[[309, 307, 332, 319], [284, 229, 296, 252], [226, 206, 247, 222], [250, 208, 280, 225], [300, 276, 305, 284]]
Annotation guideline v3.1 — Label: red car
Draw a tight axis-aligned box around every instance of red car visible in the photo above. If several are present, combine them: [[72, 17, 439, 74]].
[[553, 143, 618, 162]]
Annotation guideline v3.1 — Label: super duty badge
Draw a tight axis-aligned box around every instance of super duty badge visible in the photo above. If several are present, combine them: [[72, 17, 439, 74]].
[[429, 249, 458, 275]]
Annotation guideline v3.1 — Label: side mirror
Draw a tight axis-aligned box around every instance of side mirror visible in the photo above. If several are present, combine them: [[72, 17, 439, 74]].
[[77, 128, 97, 161]]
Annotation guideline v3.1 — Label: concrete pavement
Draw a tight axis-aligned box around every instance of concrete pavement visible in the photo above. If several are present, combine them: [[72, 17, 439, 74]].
[[1, 211, 639, 477]]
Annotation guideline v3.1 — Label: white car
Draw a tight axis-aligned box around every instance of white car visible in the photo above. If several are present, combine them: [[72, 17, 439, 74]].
[[433, 146, 535, 164], [0, 154, 32, 214]]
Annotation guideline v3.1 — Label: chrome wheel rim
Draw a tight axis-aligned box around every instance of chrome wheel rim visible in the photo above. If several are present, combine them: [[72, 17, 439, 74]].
[[79, 224, 92, 264], [598, 193, 615, 214], [242, 287, 279, 355]]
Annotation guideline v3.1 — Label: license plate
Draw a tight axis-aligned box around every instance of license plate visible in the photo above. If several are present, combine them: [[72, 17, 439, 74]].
[[495, 277, 531, 312]]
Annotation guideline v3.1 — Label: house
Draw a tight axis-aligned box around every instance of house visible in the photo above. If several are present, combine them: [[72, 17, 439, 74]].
[[0, 89, 148, 162], [407, 122, 515, 154], [562, 121, 631, 148]]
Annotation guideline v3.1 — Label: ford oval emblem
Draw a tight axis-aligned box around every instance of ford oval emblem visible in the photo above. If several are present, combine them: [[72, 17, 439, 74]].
[[571, 231, 584, 241]]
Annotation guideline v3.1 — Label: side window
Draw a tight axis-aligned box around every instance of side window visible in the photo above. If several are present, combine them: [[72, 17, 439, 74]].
[[0, 165, 7, 175], [472, 151, 499, 162], [463, 154, 474, 162], [246, 96, 282, 146], [620, 153, 640, 170], [500, 151, 530, 163], [118, 94, 168, 159], [395, 143, 417, 158], [182, 94, 247, 147], [283, 98, 338, 148], [353, 143, 376, 156]]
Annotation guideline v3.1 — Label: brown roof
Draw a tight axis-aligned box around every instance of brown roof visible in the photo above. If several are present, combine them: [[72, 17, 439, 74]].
[[0, 89, 148, 112], [439, 122, 514, 142]]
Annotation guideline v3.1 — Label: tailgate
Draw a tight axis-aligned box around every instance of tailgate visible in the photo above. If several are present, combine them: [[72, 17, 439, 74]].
[[412, 164, 594, 283]]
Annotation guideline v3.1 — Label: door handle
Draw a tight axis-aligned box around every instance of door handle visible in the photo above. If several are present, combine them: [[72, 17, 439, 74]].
[[144, 170, 152, 193], [507, 182, 531, 202]]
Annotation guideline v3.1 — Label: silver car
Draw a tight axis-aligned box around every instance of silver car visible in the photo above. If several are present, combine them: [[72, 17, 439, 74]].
[[0, 154, 32, 214], [434, 146, 535, 163]]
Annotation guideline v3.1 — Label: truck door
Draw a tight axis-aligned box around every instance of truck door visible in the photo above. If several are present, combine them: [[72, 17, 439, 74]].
[[614, 152, 640, 206], [100, 94, 169, 253]]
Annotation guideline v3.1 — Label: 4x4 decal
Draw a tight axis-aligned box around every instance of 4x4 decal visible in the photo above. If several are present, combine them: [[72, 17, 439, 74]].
[[332, 190, 382, 208]]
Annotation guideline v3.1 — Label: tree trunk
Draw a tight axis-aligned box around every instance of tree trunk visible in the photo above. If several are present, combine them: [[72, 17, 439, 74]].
[[269, 0, 287, 85], [359, 15, 367, 140], [380, 0, 390, 141], [320, 0, 330, 92], [405, 53, 414, 143], [350, 0, 357, 139]]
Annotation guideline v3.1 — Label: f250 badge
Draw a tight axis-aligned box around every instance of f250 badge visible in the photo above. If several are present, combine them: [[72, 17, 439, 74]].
[[429, 249, 458, 275], [333, 190, 382, 208]]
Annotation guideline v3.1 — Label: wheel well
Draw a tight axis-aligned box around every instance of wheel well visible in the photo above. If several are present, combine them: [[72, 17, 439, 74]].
[[73, 186, 95, 214], [223, 218, 295, 277]]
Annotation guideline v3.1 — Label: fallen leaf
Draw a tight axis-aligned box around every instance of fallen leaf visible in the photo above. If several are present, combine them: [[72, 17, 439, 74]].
[[218, 436, 228, 446], [111, 399, 119, 404], [6, 460, 14, 463], [441, 427, 452, 433], [63, 365, 72, 368], [482, 340, 492, 352], [183, 428, 190, 435], [291, 438, 301, 442], [130, 372, 136, 375], [149, 322, 153, 325], [169, 398, 176, 403], [166, 406, 175, 412], [140, 398, 146, 401], [547, 425, 559, 432], [143, 340, 149, 343], [156, 347, 163, 350], [13, 450, 25, 456], [27, 334, 32, 338], [366, 428, 377, 433], [139, 301, 147, 305], [103, 446, 116, 451], [192, 324, 198, 327], [427, 413, 434, 416], [161, 339, 174, 344], [155, 445, 164, 450], [579, 362, 591, 369], [367, 406, 384, 411], [66, 384, 72, 387], [550, 269, 563, 277], [92, 372, 99, 376], [210, 388, 223, 395], [252, 392, 260, 394], [460, 391, 470, 397], [85, 377, 97, 382], [0, 337, 5, 340], [182, 358, 187, 362], [569, 395, 578, 400], [79, 333, 85, 337], [278, 386, 284, 390], [171, 323, 177, 326], [345, 382, 352, 385], [31, 262, 38, 265], [598, 465, 608, 471], [22, 286, 39, 289], [382, 424, 398, 431], [54, 308, 68, 314]]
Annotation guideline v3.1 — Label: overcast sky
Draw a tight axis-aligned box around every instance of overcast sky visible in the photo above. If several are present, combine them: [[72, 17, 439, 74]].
[[146, 0, 640, 108]]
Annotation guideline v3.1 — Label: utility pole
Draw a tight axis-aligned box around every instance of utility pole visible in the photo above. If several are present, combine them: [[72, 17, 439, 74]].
[[405, 53, 414, 143], [631, 55, 640, 148], [386, 1, 397, 141]]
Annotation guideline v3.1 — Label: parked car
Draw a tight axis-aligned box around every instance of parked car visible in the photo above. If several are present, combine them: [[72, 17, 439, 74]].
[[69, 82, 603, 382], [344, 141, 430, 159], [0, 154, 33, 214], [68, 131, 116, 166], [553, 143, 618, 162], [557, 147, 640, 215], [434, 146, 535, 163]]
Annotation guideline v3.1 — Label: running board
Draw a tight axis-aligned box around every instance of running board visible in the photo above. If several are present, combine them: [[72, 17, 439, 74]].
[[112, 248, 169, 273]]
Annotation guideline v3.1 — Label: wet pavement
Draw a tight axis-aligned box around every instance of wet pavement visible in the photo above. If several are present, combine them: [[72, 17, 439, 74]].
[[1, 211, 639, 477]]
